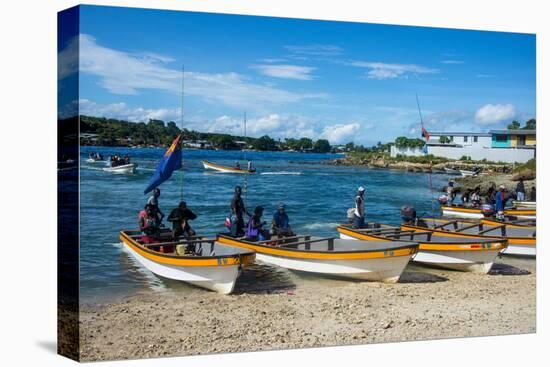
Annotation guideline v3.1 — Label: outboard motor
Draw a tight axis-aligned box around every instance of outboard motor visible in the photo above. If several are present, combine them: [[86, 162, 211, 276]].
[[400, 205, 417, 224], [481, 204, 495, 217], [438, 194, 448, 205]]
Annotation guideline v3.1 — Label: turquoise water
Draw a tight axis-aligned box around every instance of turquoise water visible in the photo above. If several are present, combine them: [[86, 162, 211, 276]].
[[79, 147, 449, 303]]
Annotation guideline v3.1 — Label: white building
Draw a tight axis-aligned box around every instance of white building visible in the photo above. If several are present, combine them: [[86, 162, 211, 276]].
[[390, 130, 535, 163]]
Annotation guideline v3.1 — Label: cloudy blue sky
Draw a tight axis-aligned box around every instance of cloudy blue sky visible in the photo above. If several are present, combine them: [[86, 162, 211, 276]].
[[58, 5, 536, 145]]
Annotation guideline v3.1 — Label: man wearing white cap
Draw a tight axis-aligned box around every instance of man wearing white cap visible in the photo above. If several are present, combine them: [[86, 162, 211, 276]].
[[353, 186, 366, 228]]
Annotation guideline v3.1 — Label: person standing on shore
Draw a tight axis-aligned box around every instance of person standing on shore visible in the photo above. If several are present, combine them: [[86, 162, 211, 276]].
[[446, 180, 455, 206], [495, 184, 507, 220], [516, 178, 526, 201], [353, 186, 366, 228], [231, 186, 248, 237]]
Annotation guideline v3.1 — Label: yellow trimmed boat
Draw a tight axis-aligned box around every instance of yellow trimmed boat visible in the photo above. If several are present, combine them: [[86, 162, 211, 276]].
[[120, 229, 255, 294], [202, 160, 256, 174], [441, 204, 535, 220], [337, 224, 508, 273], [216, 234, 418, 283], [400, 217, 535, 257]]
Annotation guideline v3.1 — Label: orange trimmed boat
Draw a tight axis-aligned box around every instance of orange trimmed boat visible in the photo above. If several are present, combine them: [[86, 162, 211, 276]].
[[202, 160, 256, 174], [120, 229, 255, 294], [217, 234, 418, 283], [337, 223, 508, 273], [441, 204, 535, 220], [400, 217, 535, 257]]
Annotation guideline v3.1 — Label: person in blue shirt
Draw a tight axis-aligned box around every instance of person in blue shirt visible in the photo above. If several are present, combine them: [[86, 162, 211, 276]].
[[272, 203, 294, 237], [495, 184, 508, 220]]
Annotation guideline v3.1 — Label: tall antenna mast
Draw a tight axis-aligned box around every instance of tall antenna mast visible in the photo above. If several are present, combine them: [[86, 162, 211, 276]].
[[179, 65, 185, 201], [416, 94, 435, 221]]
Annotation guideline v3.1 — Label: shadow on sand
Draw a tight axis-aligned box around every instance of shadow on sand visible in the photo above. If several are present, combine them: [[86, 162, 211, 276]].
[[489, 263, 531, 276], [399, 271, 449, 283], [233, 263, 297, 295]]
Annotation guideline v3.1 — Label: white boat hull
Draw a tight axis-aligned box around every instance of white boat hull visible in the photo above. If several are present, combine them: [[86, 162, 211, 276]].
[[441, 208, 483, 219], [502, 243, 536, 257], [459, 170, 476, 177], [123, 242, 241, 294], [103, 163, 137, 174], [255, 252, 412, 283], [412, 249, 499, 273], [202, 161, 252, 174], [340, 233, 498, 274]]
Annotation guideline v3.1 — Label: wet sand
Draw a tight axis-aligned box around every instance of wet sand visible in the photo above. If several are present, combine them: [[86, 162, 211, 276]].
[[79, 256, 536, 361]]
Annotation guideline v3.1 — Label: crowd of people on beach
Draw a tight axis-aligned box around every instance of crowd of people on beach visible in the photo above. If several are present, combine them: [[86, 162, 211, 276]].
[[137, 185, 295, 251]]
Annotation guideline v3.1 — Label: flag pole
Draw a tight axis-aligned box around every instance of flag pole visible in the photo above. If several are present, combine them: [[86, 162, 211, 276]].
[[179, 64, 185, 202]]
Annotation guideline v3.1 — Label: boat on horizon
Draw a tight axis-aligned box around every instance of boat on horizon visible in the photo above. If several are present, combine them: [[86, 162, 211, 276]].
[[202, 160, 256, 174], [337, 223, 508, 273], [120, 229, 255, 294], [216, 234, 418, 283]]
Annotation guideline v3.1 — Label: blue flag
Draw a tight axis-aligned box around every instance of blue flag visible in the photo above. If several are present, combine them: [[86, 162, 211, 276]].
[[144, 134, 183, 194]]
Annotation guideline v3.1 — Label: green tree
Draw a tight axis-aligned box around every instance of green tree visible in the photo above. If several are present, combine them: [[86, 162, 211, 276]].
[[507, 120, 520, 130], [253, 135, 277, 151], [313, 139, 331, 153], [298, 137, 313, 151], [523, 118, 536, 130], [439, 135, 451, 144]]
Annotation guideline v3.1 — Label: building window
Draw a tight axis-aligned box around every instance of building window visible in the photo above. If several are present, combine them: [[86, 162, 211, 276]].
[[473, 136, 478, 143], [495, 134, 508, 142], [464, 136, 468, 142], [449, 136, 454, 142]]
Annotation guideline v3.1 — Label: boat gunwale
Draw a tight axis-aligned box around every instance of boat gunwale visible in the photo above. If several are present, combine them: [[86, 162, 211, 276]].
[[120, 230, 256, 265], [337, 225, 509, 251], [402, 218, 536, 243], [216, 233, 419, 259], [443, 205, 535, 216]]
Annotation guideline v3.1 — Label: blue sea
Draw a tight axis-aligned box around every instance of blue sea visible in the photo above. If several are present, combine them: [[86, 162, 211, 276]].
[[79, 147, 449, 303]]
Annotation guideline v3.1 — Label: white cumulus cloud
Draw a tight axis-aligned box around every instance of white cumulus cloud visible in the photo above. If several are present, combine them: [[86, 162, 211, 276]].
[[350, 61, 438, 80], [319, 123, 361, 144], [58, 34, 327, 111], [252, 64, 316, 80], [73, 99, 181, 122], [475, 104, 516, 124]]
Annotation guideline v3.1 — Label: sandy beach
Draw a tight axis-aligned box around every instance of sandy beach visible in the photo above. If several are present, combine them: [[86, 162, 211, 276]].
[[79, 256, 536, 361]]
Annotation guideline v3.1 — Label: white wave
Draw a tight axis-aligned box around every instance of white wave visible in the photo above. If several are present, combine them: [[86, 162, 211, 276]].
[[260, 171, 302, 175], [299, 222, 339, 230]]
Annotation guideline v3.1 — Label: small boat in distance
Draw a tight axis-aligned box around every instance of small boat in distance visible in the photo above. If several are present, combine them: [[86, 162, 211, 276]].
[[217, 234, 418, 283], [444, 167, 461, 175], [103, 163, 138, 174], [202, 160, 256, 174], [337, 223, 507, 273], [120, 229, 255, 294], [459, 169, 476, 177]]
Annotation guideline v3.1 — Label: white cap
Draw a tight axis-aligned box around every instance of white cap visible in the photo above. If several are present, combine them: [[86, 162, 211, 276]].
[[499, 184, 506, 189], [358, 186, 365, 192]]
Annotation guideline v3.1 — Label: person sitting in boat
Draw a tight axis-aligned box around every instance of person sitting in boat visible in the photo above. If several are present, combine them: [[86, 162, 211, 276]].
[[352, 186, 366, 228], [470, 186, 481, 207], [272, 203, 294, 237], [247, 160, 254, 172], [147, 188, 165, 224], [230, 186, 249, 237], [123, 155, 130, 165], [167, 201, 197, 239], [461, 189, 471, 205], [246, 206, 270, 241], [89, 152, 95, 159], [139, 204, 161, 243], [96, 153, 103, 160], [235, 161, 241, 170], [495, 184, 509, 220]]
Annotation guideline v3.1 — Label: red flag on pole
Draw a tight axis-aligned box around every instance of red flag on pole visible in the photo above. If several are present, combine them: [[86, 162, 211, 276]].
[[421, 127, 430, 141]]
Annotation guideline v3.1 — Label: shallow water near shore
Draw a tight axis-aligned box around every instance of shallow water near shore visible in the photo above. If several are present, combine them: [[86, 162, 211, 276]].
[[81, 147, 462, 303]]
